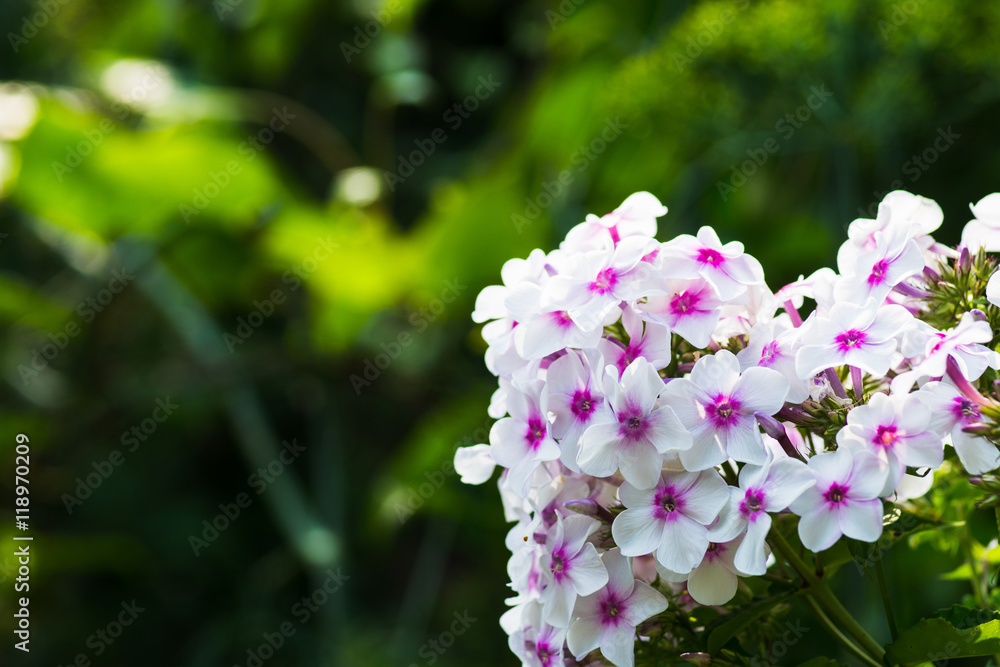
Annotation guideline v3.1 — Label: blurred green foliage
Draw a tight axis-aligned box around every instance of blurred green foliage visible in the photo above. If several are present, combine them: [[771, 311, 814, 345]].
[[2, 0, 1000, 664]]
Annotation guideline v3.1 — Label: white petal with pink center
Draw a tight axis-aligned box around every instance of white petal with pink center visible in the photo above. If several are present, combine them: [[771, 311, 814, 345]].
[[539, 514, 609, 627], [836, 392, 944, 496], [663, 350, 789, 471], [794, 298, 914, 379], [920, 381, 1000, 474], [737, 319, 810, 403], [709, 456, 815, 575], [612, 469, 730, 574], [658, 226, 765, 300], [578, 358, 693, 489], [790, 448, 888, 551], [567, 549, 668, 667], [490, 379, 561, 494], [545, 349, 613, 472], [635, 277, 723, 348]]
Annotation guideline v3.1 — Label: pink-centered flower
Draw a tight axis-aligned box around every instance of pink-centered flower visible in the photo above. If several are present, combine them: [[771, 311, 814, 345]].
[[635, 278, 723, 348], [893, 312, 1000, 393], [509, 608, 568, 667], [539, 514, 609, 627], [543, 236, 661, 325], [737, 320, 810, 403], [658, 226, 765, 300], [507, 282, 606, 361], [663, 350, 789, 471], [921, 381, 1000, 475], [578, 358, 692, 489], [599, 307, 672, 378], [790, 448, 888, 551], [612, 469, 729, 574], [836, 392, 944, 496], [545, 349, 613, 472], [562, 192, 667, 253], [490, 379, 561, 494], [710, 456, 815, 575], [567, 549, 668, 667], [835, 222, 926, 305], [795, 298, 913, 379]]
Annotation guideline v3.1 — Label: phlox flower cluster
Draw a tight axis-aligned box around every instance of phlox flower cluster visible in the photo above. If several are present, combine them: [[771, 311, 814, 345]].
[[455, 190, 1000, 667]]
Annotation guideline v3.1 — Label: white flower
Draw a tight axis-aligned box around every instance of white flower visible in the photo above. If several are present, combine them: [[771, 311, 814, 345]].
[[795, 298, 913, 379], [663, 350, 789, 470], [961, 193, 1000, 252], [578, 358, 692, 489], [545, 349, 613, 472], [539, 514, 609, 627], [710, 455, 815, 575], [658, 226, 765, 300], [790, 448, 888, 551], [921, 381, 1000, 475], [655, 535, 753, 606], [836, 392, 943, 495], [567, 549, 668, 667], [737, 320, 810, 403], [612, 469, 729, 574], [635, 277, 723, 348], [490, 380, 561, 493]]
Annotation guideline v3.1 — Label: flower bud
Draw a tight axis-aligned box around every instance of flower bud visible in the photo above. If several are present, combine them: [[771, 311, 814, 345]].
[[563, 498, 599, 515]]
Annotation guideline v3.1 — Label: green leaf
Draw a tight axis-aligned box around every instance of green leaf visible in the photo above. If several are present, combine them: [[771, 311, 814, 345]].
[[706, 592, 796, 655], [933, 605, 1000, 628], [885, 616, 1000, 664]]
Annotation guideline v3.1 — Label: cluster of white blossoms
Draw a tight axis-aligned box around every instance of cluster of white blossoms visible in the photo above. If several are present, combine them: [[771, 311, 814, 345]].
[[455, 190, 1000, 667]]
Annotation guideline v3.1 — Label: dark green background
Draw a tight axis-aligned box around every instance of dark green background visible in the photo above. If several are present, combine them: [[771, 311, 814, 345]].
[[0, 0, 998, 664]]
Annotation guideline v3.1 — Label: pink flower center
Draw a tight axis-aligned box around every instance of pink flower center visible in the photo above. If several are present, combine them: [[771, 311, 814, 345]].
[[571, 390, 598, 419], [739, 489, 766, 518], [670, 290, 699, 314], [550, 310, 574, 330], [525, 417, 547, 450], [653, 486, 685, 521], [589, 267, 619, 295], [759, 340, 780, 366], [835, 329, 867, 352], [617, 405, 649, 443], [698, 247, 724, 267], [536, 643, 555, 667], [867, 259, 889, 286], [824, 483, 849, 504], [874, 425, 898, 448], [550, 549, 569, 582], [703, 541, 725, 562], [953, 397, 980, 423], [600, 594, 626, 627], [706, 394, 741, 429]]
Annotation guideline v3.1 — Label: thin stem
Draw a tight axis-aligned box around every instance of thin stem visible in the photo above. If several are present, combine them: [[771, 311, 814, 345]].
[[850, 366, 864, 400], [825, 368, 848, 399], [801, 596, 883, 667], [784, 299, 803, 327], [769, 529, 886, 661], [873, 557, 899, 642], [961, 534, 988, 608]]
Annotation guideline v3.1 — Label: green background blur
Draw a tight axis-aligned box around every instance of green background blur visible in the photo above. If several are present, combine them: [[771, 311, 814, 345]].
[[1, 0, 999, 665]]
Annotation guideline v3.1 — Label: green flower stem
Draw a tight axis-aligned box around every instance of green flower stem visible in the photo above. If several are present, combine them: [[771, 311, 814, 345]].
[[801, 596, 882, 667], [874, 556, 899, 642], [769, 529, 886, 662]]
